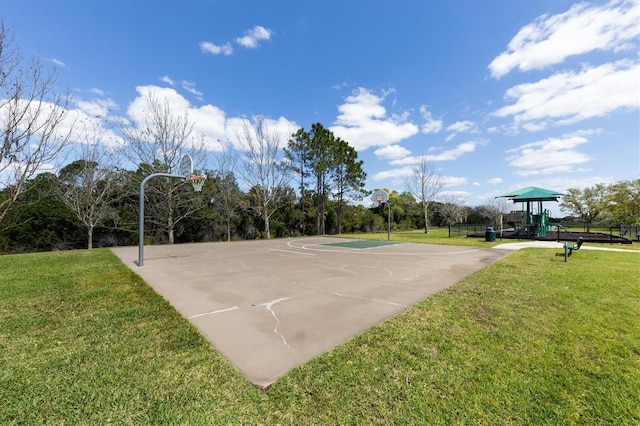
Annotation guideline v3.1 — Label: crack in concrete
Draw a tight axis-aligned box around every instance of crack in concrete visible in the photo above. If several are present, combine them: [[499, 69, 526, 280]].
[[259, 297, 291, 347]]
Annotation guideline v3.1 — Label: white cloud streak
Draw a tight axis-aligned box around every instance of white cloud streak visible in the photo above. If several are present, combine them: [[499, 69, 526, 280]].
[[160, 75, 176, 86], [374, 145, 411, 160], [489, 0, 640, 78], [49, 58, 66, 67], [235, 25, 273, 49], [506, 134, 592, 176], [73, 97, 118, 118], [371, 165, 467, 189], [419, 105, 443, 134], [200, 25, 272, 57], [445, 120, 478, 141], [389, 141, 480, 166], [181, 80, 203, 98], [200, 41, 233, 56], [494, 60, 640, 131]]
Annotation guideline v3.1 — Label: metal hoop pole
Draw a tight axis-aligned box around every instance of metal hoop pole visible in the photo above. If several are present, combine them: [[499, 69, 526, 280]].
[[387, 201, 391, 241], [138, 172, 185, 267]]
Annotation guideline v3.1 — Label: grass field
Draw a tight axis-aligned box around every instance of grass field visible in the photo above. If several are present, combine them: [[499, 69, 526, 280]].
[[346, 227, 640, 250], [1, 238, 639, 424]]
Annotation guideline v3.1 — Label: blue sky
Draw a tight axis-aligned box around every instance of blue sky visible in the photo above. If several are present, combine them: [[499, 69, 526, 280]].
[[1, 0, 638, 212]]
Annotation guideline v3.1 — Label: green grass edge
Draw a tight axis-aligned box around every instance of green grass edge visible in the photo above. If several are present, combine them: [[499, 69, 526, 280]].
[[1, 245, 638, 424]]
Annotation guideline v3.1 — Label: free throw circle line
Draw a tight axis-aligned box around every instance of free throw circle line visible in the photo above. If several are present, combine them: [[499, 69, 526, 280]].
[[286, 239, 480, 256]]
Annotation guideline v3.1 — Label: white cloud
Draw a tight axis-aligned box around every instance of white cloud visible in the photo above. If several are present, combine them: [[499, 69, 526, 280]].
[[374, 144, 411, 160], [565, 128, 603, 137], [225, 115, 297, 150], [445, 120, 478, 141], [88, 88, 107, 96], [200, 41, 233, 56], [437, 190, 470, 201], [494, 60, 640, 130], [428, 141, 479, 161], [489, 0, 640, 78], [189, 104, 228, 149], [506, 134, 592, 176], [371, 166, 467, 190], [390, 141, 480, 165], [487, 178, 502, 184], [127, 85, 225, 150], [125, 85, 298, 152], [49, 58, 66, 67], [160, 75, 176, 86], [235, 25, 272, 49], [181, 80, 203, 98], [73, 97, 118, 118], [330, 87, 418, 150], [419, 106, 443, 134], [200, 25, 272, 56], [371, 166, 413, 182], [441, 176, 468, 187], [446, 120, 476, 133], [127, 86, 189, 119]]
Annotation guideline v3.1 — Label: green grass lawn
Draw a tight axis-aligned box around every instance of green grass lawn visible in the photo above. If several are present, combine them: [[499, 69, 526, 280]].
[[1, 243, 639, 424]]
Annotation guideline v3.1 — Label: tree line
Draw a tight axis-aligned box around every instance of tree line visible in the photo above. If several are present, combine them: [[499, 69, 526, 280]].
[[0, 161, 534, 254]]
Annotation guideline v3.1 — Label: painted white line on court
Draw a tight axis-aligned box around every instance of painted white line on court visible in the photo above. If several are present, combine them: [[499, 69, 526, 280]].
[[268, 248, 316, 256], [286, 239, 481, 256], [189, 306, 240, 319], [260, 297, 291, 348]]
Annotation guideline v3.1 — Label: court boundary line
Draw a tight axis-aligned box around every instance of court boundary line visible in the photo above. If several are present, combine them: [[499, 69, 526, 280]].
[[286, 239, 480, 256]]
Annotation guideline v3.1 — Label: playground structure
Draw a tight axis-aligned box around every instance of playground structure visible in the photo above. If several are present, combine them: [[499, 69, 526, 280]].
[[454, 186, 633, 244], [498, 186, 565, 238]]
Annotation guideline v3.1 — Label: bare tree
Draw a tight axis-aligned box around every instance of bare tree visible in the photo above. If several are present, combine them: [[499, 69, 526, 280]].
[[478, 197, 510, 229], [436, 193, 467, 226], [118, 93, 206, 244], [233, 115, 291, 239], [56, 121, 118, 249], [404, 156, 443, 233], [0, 23, 74, 227], [210, 143, 240, 241]]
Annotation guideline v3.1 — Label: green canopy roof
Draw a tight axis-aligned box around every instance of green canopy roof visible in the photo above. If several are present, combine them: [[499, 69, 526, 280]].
[[497, 186, 565, 202]]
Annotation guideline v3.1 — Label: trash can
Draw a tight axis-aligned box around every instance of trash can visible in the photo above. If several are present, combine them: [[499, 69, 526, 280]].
[[485, 226, 496, 242]]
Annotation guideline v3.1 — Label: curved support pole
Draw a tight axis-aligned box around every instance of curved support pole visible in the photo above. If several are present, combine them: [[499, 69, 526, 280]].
[[138, 173, 185, 267]]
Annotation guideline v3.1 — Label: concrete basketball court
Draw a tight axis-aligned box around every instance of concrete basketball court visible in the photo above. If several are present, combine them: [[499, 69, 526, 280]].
[[111, 237, 508, 388]]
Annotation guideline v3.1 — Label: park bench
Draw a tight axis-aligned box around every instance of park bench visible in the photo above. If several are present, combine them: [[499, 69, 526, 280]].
[[563, 236, 583, 261]]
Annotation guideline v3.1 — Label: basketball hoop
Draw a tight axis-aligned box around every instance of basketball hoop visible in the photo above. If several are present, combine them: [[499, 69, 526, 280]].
[[371, 189, 391, 241], [371, 190, 389, 206], [187, 174, 206, 192]]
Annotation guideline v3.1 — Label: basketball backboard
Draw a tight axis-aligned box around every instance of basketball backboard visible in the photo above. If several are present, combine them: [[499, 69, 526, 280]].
[[371, 190, 389, 205], [179, 154, 193, 177]]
